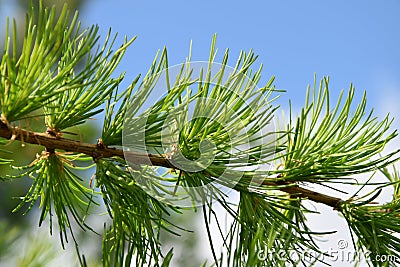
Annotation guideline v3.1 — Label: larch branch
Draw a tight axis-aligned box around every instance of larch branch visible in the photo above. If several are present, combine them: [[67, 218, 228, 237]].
[[0, 120, 344, 209]]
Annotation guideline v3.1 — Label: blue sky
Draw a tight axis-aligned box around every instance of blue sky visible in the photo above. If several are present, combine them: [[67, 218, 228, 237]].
[[81, 0, 400, 121], [1, 1, 398, 116]]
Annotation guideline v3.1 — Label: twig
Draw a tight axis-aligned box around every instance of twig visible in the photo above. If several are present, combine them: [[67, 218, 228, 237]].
[[0, 120, 344, 209]]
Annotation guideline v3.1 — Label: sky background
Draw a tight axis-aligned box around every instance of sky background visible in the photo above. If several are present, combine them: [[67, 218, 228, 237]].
[[1, 0, 400, 266], [80, 0, 400, 123]]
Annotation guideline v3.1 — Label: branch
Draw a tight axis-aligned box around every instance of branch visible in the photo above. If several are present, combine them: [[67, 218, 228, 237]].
[[279, 185, 343, 209], [0, 120, 344, 209]]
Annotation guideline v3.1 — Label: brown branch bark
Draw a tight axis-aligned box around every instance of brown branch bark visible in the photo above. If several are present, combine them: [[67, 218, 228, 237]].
[[0, 121, 170, 167], [0, 121, 344, 210], [280, 185, 343, 209]]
